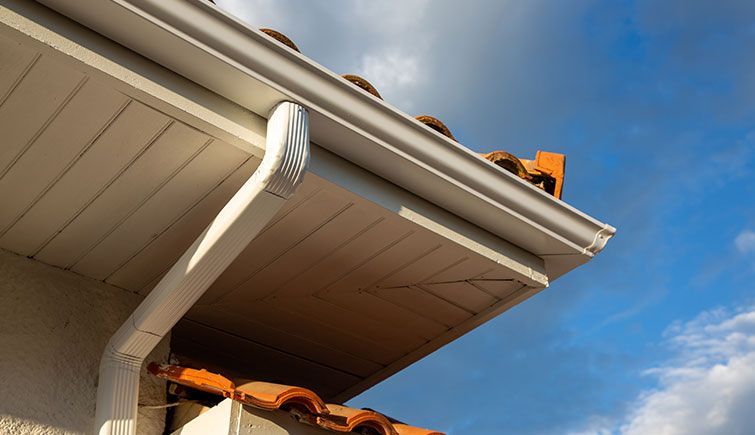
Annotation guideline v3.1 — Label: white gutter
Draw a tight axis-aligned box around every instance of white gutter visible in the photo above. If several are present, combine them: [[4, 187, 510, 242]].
[[34, 0, 615, 268], [93, 102, 309, 435]]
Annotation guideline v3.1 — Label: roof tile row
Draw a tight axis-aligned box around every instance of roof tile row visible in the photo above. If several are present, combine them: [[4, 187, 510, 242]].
[[257, 27, 566, 199], [148, 363, 444, 435]]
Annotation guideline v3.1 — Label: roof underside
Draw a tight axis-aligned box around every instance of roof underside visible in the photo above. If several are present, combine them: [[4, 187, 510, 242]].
[[175, 175, 540, 401], [0, 8, 550, 401]]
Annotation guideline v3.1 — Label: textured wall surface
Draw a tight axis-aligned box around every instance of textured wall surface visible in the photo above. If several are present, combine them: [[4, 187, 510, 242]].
[[0, 249, 169, 434]]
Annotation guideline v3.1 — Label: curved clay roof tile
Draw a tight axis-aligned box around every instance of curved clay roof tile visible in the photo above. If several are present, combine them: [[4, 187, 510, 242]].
[[481, 150, 531, 180], [341, 74, 383, 99], [415, 115, 456, 141], [319, 404, 398, 435], [259, 28, 300, 52], [394, 424, 446, 435], [236, 381, 328, 415], [147, 362, 235, 397]]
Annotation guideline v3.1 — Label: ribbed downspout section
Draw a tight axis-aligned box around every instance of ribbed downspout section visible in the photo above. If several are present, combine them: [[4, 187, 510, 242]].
[[94, 102, 310, 435]]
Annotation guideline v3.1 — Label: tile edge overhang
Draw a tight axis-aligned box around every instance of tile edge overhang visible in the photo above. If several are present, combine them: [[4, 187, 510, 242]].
[[33, 0, 615, 267]]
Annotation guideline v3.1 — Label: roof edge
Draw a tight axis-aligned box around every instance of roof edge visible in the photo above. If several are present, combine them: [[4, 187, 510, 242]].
[[34, 0, 615, 260]]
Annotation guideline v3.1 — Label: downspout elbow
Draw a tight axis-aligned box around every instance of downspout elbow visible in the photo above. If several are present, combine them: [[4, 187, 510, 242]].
[[95, 317, 163, 435]]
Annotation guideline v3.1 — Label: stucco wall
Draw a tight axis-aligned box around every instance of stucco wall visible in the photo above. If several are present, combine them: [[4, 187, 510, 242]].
[[0, 249, 169, 434]]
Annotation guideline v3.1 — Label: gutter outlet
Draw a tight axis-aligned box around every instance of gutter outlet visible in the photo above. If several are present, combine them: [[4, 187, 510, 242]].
[[94, 101, 310, 435]]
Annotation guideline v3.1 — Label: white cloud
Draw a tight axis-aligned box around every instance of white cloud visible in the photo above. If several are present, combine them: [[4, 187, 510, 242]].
[[573, 306, 755, 435], [350, 0, 431, 32], [567, 416, 615, 435], [215, 0, 286, 30], [735, 230, 755, 254], [214, 0, 434, 113], [358, 51, 421, 110]]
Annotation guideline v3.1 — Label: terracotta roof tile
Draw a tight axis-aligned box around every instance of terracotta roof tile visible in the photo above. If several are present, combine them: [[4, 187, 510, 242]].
[[256, 27, 566, 198], [394, 424, 445, 435], [341, 74, 383, 99], [259, 28, 300, 52], [318, 404, 398, 435], [482, 150, 530, 179], [482, 150, 566, 198], [149, 363, 444, 435], [414, 116, 456, 141], [236, 381, 328, 414], [147, 362, 235, 396]]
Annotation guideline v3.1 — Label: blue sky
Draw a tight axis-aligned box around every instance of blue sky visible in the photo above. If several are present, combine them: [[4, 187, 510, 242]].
[[217, 1, 755, 433]]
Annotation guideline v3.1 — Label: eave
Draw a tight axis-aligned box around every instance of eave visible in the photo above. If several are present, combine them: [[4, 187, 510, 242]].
[[35, 0, 615, 279], [0, 0, 616, 406]]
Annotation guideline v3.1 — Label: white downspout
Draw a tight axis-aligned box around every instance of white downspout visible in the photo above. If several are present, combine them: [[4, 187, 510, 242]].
[[93, 101, 310, 435]]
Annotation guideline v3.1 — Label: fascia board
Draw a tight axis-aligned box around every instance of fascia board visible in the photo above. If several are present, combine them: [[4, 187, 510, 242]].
[[34, 0, 615, 262]]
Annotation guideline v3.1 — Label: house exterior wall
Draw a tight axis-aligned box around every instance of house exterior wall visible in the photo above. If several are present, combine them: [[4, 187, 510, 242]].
[[172, 399, 330, 435], [0, 249, 169, 434]]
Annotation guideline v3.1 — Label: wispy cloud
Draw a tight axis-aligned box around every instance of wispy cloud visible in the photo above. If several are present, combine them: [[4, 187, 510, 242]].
[[735, 230, 755, 254], [358, 51, 421, 110], [574, 306, 755, 435], [215, 0, 433, 112]]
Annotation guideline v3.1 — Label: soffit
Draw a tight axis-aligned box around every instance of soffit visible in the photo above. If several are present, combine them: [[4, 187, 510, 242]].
[[170, 174, 542, 401]]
